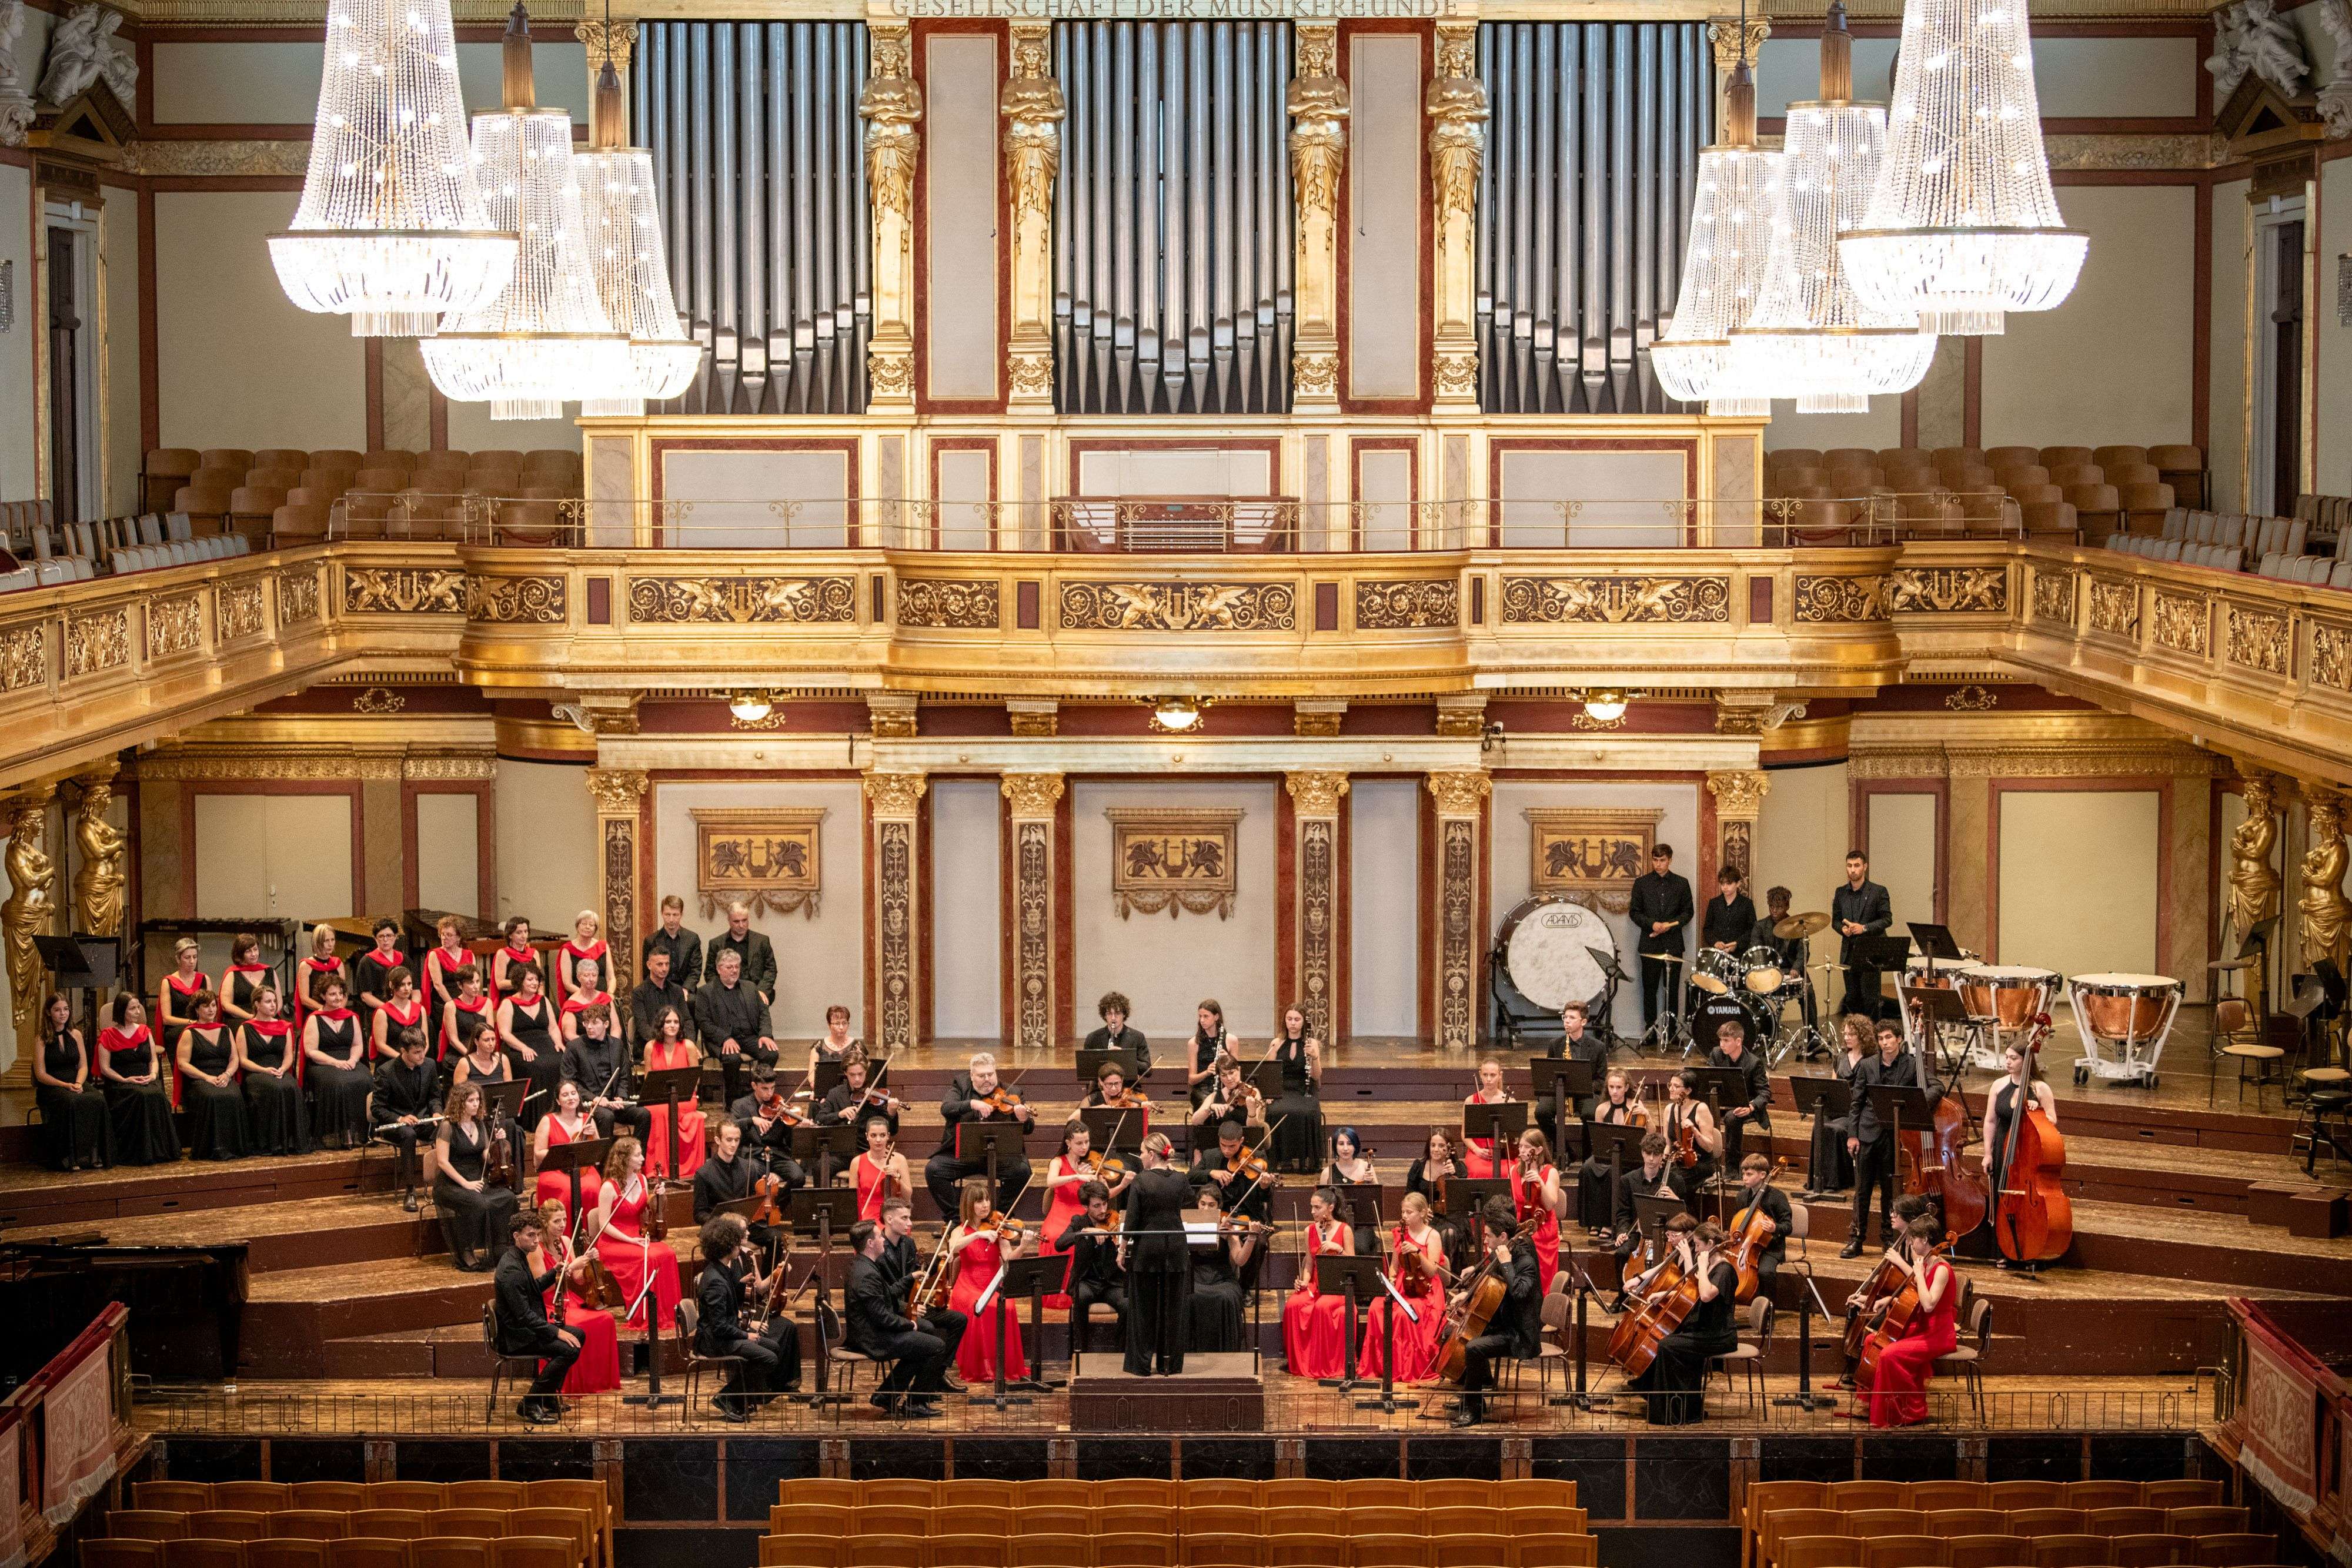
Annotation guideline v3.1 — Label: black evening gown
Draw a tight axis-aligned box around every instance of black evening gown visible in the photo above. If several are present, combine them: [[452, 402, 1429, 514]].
[[1625, 1259, 1740, 1425], [101, 1029, 179, 1165], [238, 1022, 309, 1156], [35, 1029, 112, 1170], [181, 1027, 252, 1161], [1269, 1035, 1322, 1172], [306, 1012, 374, 1148], [1187, 1241, 1247, 1353], [433, 1120, 520, 1268], [504, 997, 565, 1131]]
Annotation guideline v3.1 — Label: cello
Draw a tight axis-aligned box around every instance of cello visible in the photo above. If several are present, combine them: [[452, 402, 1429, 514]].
[[1434, 1238, 1512, 1383], [1856, 1237, 1955, 1387], [1607, 1233, 1704, 1378], [1905, 1000, 1984, 1241], [1986, 1012, 2071, 1266], [1727, 1159, 1790, 1305]]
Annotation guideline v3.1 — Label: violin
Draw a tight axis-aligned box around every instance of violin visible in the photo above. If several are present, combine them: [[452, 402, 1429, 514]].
[[1987, 1013, 2071, 1265], [748, 1168, 787, 1228], [1081, 1148, 1134, 1190], [1393, 1227, 1437, 1293], [483, 1109, 517, 1189], [644, 1175, 670, 1243], [1669, 1105, 1699, 1169], [1098, 1086, 1152, 1111], [976, 1078, 1028, 1117]]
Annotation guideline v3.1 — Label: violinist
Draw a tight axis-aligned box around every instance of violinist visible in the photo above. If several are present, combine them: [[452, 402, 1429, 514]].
[[846, 1217, 949, 1417], [1405, 1127, 1466, 1272], [1706, 1019, 1773, 1171], [696, 947, 776, 1107], [1622, 1217, 1738, 1426], [1083, 1061, 1150, 1118], [534, 1078, 604, 1226], [1536, 999, 1608, 1153], [807, 1003, 861, 1081], [493, 1210, 583, 1425], [1462, 1058, 1513, 1178], [1084, 991, 1152, 1079], [1058, 1180, 1128, 1348], [1039, 1121, 1110, 1305], [1187, 1000, 1231, 1108], [1606, 1133, 1682, 1304], [696, 1211, 798, 1420], [820, 1049, 902, 1143], [1843, 1018, 1941, 1257], [1449, 1203, 1541, 1428], [878, 1198, 968, 1373], [1190, 1054, 1264, 1132], [1508, 1128, 1563, 1292], [591, 1136, 684, 1332], [1185, 1185, 1258, 1353], [1189, 1120, 1275, 1234], [926, 1052, 1035, 1215], [1122, 1132, 1194, 1375], [1358, 1190, 1447, 1383], [528, 1198, 620, 1396], [1281, 1186, 1355, 1378], [1730, 1152, 1792, 1291], [1661, 1068, 1722, 1199], [732, 1065, 808, 1189], [371, 1028, 440, 1211], [1846, 1211, 1956, 1426], [1802, 1015, 1873, 1202], [434, 1080, 519, 1272], [845, 1117, 911, 1223], [945, 1183, 1029, 1385], [692, 1117, 771, 1245], [1578, 1068, 1645, 1232], [564, 1002, 650, 1145], [1264, 1002, 1324, 1174], [1323, 1127, 1381, 1258]]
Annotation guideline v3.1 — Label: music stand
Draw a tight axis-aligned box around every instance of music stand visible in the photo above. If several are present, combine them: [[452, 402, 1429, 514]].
[[537, 1136, 612, 1245], [811, 1059, 850, 1101], [1901, 983, 1976, 1079], [1442, 1177, 1517, 1252], [955, 1121, 1031, 1211], [1531, 1057, 1595, 1135], [1851, 935, 1912, 1016], [476, 1078, 531, 1146], [1865, 1084, 1940, 1190], [1079, 1104, 1148, 1156], [637, 1065, 703, 1182], [1788, 1074, 1852, 1192], [1331, 1182, 1384, 1244], [714, 1193, 783, 1261], [1312, 1251, 1387, 1396], [783, 1187, 860, 1407], [1245, 1060, 1286, 1103], [1075, 1049, 1141, 1088], [1462, 1101, 1528, 1156], [36, 935, 118, 1039], [789, 1121, 861, 1191], [1585, 1121, 1652, 1235], [1632, 1191, 1691, 1239], [1907, 922, 1965, 976], [1683, 1066, 1752, 1128]]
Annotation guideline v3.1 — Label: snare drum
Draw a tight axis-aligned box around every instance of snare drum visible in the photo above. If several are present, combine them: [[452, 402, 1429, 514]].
[[1740, 947, 1786, 995], [1956, 964, 2059, 1028], [2070, 973, 2182, 1041], [1692, 948, 1743, 996]]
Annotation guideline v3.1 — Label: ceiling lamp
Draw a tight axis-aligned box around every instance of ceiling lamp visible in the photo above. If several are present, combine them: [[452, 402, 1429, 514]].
[[268, 0, 516, 335], [420, 3, 628, 419], [1147, 696, 1207, 734], [1578, 688, 1632, 724], [573, 46, 701, 416], [727, 691, 777, 724], [1836, 0, 2086, 334], [1651, 36, 1786, 416], [1729, 3, 1936, 413]]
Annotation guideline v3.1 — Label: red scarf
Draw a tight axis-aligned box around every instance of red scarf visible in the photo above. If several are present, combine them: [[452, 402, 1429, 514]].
[[563, 940, 607, 961], [561, 990, 612, 1015], [363, 948, 406, 969], [228, 963, 270, 977]]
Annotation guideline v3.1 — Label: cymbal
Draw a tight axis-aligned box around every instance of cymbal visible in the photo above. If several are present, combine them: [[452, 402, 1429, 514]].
[[1648, 952, 1687, 965], [1775, 911, 1833, 939]]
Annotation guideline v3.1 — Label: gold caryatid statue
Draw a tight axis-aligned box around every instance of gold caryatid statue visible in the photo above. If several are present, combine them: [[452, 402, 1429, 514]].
[[2298, 787, 2350, 971], [72, 772, 128, 938], [2, 797, 57, 1049]]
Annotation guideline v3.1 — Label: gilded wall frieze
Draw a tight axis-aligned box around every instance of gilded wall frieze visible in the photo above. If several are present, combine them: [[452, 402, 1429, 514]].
[[64, 609, 129, 678], [2225, 605, 2290, 675], [2087, 579, 2140, 638], [1058, 581, 1297, 633], [585, 768, 650, 814], [400, 757, 497, 781], [2039, 132, 2224, 171], [1890, 566, 2008, 614], [897, 579, 1001, 630], [216, 581, 266, 643], [278, 570, 322, 625], [129, 139, 312, 178], [465, 574, 567, 624], [345, 568, 464, 615], [628, 576, 856, 624], [1793, 574, 1890, 623], [1498, 576, 1730, 624], [1284, 770, 1350, 818], [1001, 773, 1065, 818], [1355, 580, 1458, 630], [147, 594, 205, 660], [2032, 568, 2077, 626], [2152, 593, 2209, 656], [1, 624, 45, 692], [1847, 743, 2220, 780], [139, 753, 403, 781], [2313, 622, 2352, 691]]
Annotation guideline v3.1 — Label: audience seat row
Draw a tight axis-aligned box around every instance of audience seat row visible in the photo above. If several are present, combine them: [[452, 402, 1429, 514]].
[[775, 1479, 1576, 1511], [127, 1482, 606, 1568], [759, 1534, 1591, 1568], [0, 513, 252, 593], [1776, 1536, 2277, 1568], [764, 1505, 1586, 1542], [84, 1538, 570, 1568], [147, 447, 582, 539]]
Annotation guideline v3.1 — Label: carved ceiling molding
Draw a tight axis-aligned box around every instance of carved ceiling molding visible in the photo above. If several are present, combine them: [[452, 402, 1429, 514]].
[[135, 748, 496, 782], [1847, 743, 2223, 780]]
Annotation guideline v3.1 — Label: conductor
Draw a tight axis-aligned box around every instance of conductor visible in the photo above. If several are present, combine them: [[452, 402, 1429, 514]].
[[1122, 1132, 1194, 1376]]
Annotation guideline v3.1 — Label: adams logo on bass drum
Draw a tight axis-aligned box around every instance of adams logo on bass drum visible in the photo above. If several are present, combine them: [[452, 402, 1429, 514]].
[[1491, 895, 1622, 1045]]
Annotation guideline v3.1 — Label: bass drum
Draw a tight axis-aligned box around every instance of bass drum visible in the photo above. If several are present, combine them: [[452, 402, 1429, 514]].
[[1498, 896, 1618, 1013]]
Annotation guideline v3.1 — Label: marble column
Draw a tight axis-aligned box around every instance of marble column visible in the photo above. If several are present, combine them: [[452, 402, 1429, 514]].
[[1286, 771, 1349, 1044], [1002, 773, 1064, 1054], [1706, 769, 1770, 881], [585, 769, 649, 960], [1426, 771, 1489, 1049], [866, 772, 929, 1051]]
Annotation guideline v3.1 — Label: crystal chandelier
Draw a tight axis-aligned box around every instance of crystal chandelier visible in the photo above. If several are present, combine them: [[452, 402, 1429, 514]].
[[421, 4, 628, 419], [573, 49, 701, 417], [1729, 3, 1937, 412], [268, 0, 516, 335], [1837, 0, 2086, 335], [1651, 36, 1786, 417]]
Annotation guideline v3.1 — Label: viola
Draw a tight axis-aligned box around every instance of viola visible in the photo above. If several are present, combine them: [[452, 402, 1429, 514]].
[[1394, 1228, 1437, 1293], [748, 1169, 787, 1228], [1728, 1159, 1791, 1305], [1987, 1013, 2071, 1265], [483, 1112, 517, 1190]]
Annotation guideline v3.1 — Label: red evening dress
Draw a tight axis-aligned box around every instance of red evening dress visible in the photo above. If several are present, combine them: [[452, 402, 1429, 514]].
[[536, 1113, 604, 1226], [1462, 1094, 1507, 1178], [1034, 1155, 1089, 1310], [591, 1175, 683, 1333], [1358, 1225, 1448, 1383], [1511, 1160, 1561, 1292], [540, 1236, 621, 1395], [1862, 1256, 1959, 1427], [948, 1230, 1028, 1384], [850, 1152, 894, 1223], [640, 1039, 707, 1180], [1282, 1221, 1356, 1379]]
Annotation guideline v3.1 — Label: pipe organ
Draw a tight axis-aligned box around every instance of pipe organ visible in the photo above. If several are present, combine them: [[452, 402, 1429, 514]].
[[634, 22, 873, 415], [1052, 21, 1294, 417], [1475, 22, 1710, 415]]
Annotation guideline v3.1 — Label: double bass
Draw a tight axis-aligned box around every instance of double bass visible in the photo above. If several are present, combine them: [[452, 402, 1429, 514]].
[[1902, 1000, 1983, 1241], [1986, 1012, 2071, 1265]]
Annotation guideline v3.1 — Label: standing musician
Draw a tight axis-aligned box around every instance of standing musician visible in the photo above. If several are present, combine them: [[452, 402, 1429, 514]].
[[1844, 1018, 1942, 1256], [1631, 844, 1696, 1034], [629, 948, 691, 1053], [1833, 851, 1895, 1018], [926, 1053, 1035, 1216], [1039, 1121, 1119, 1300], [732, 1066, 810, 1189], [372, 1028, 440, 1212], [564, 1003, 651, 1145], [1606, 1133, 1683, 1306], [1537, 1000, 1608, 1154], [695, 1211, 799, 1420], [1702, 865, 1756, 955], [846, 1218, 950, 1417], [1186, 1001, 1231, 1108], [1578, 1068, 1645, 1232], [1184, 1186, 1257, 1353], [1708, 1019, 1773, 1171], [1751, 886, 1819, 1033], [1729, 1152, 1792, 1292], [703, 903, 779, 1019], [1622, 1216, 1739, 1426], [1058, 1180, 1129, 1350], [877, 1197, 968, 1374], [1190, 1054, 1265, 1132], [1084, 991, 1152, 1079], [943, 1185, 1030, 1386], [1802, 1015, 1873, 1201], [1983, 1040, 2060, 1269], [1263, 1002, 1324, 1174], [1449, 1200, 1542, 1427], [1121, 1132, 1194, 1376], [1462, 1058, 1514, 1178], [640, 895, 702, 1001], [820, 1049, 902, 1143], [1659, 1068, 1722, 1199], [493, 1210, 584, 1425], [1847, 1211, 1956, 1426], [696, 947, 776, 1106]]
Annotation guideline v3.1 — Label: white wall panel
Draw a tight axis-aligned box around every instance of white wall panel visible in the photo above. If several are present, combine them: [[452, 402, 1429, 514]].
[[1497, 448, 1688, 546], [930, 781, 1003, 1042], [414, 793, 482, 917], [1865, 793, 1938, 933], [2319, 162, 2352, 498], [1752, 761, 1852, 920], [0, 165, 35, 502], [2029, 39, 2197, 118], [1347, 34, 1422, 402], [1764, 399, 1906, 455], [1997, 790, 2160, 975], [923, 32, 1000, 402], [495, 762, 596, 930], [2211, 180, 2251, 512], [446, 401, 577, 464], [193, 793, 354, 920], [1355, 448, 1414, 551], [1348, 778, 1419, 1039], [153, 42, 326, 122], [1074, 447, 1274, 496], [659, 449, 850, 546], [936, 449, 995, 550]]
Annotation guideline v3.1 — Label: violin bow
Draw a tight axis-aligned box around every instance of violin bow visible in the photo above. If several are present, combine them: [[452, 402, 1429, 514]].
[[1224, 1116, 1289, 1212]]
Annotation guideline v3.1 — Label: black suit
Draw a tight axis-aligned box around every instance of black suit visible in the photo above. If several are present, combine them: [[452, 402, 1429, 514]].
[[1612, 1163, 1685, 1268], [691, 1149, 778, 1259], [1833, 880, 1895, 1017], [642, 927, 703, 998], [925, 1075, 1034, 1213], [1702, 893, 1756, 952], [629, 979, 691, 1051], [1058, 1213, 1128, 1352], [492, 1245, 580, 1416], [1456, 1243, 1542, 1419], [877, 1232, 967, 1363], [698, 1251, 795, 1411], [562, 1031, 650, 1145], [704, 930, 778, 1008], [1082, 1024, 1152, 1080], [1122, 1166, 1194, 1375], [371, 1056, 439, 1191], [1536, 1028, 1608, 1151], [1849, 1047, 1940, 1243], [846, 1252, 949, 1403], [696, 979, 774, 1104], [1629, 870, 1695, 1028], [729, 1096, 807, 1189], [1706, 1044, 1773, 1170]]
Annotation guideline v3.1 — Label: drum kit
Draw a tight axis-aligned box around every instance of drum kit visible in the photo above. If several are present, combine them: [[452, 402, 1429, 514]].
[[1661, 909, 1837, 1064]]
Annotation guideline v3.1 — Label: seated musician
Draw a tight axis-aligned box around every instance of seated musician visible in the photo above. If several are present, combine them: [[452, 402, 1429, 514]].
[[924, 1053, 1034, 1217], [1706, 1019, 1773, 1171], [564, 1002, 652, 1145], [819, 1049, 903, 1142], [1730, 1152, 1793, 1292], [1185, 1185, 1258, 1353], [1449, 1198, 1542, 1428], [1462, 1058, 1513, 1178], [1082, 1061, 1151, 1131], [372, 1027, 440, 1212], [878, 1196, 968, 1374], [1084, 991, 1152, 1079], [731, 1065, 808, 1190], [1282, 1186, 1355, 1379], [1406, 1127, 1466, 1273], [807, 1004, 862, 1080], [1623, 1216, 1739, 1426], [1189, 1054, 1264, 1132], [696, 947, 777, 1106], [696, 1211, 797, 1420], [1058, 1179, 1128, 1351], [1536, 1000, 1608, 1154], [1358, 1190, 1448, 1384], [1606, 1133, 1683, 1308], [1578, 1069, 1645, 1232], [693, 1117, 779, 1256], [493, 1210, 583, 1425], [846, 1218, 950, 1418], [1659, 1068, 1722, 1199], [1188, 1119, 1275, 1228], [629, 948, 691, 1052], [1848, 1211, 1956, 1427], [846, 1118, 913, 1223], [1750, 886, 1818, 1032], [1843, 1018, 1942, 1257]]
